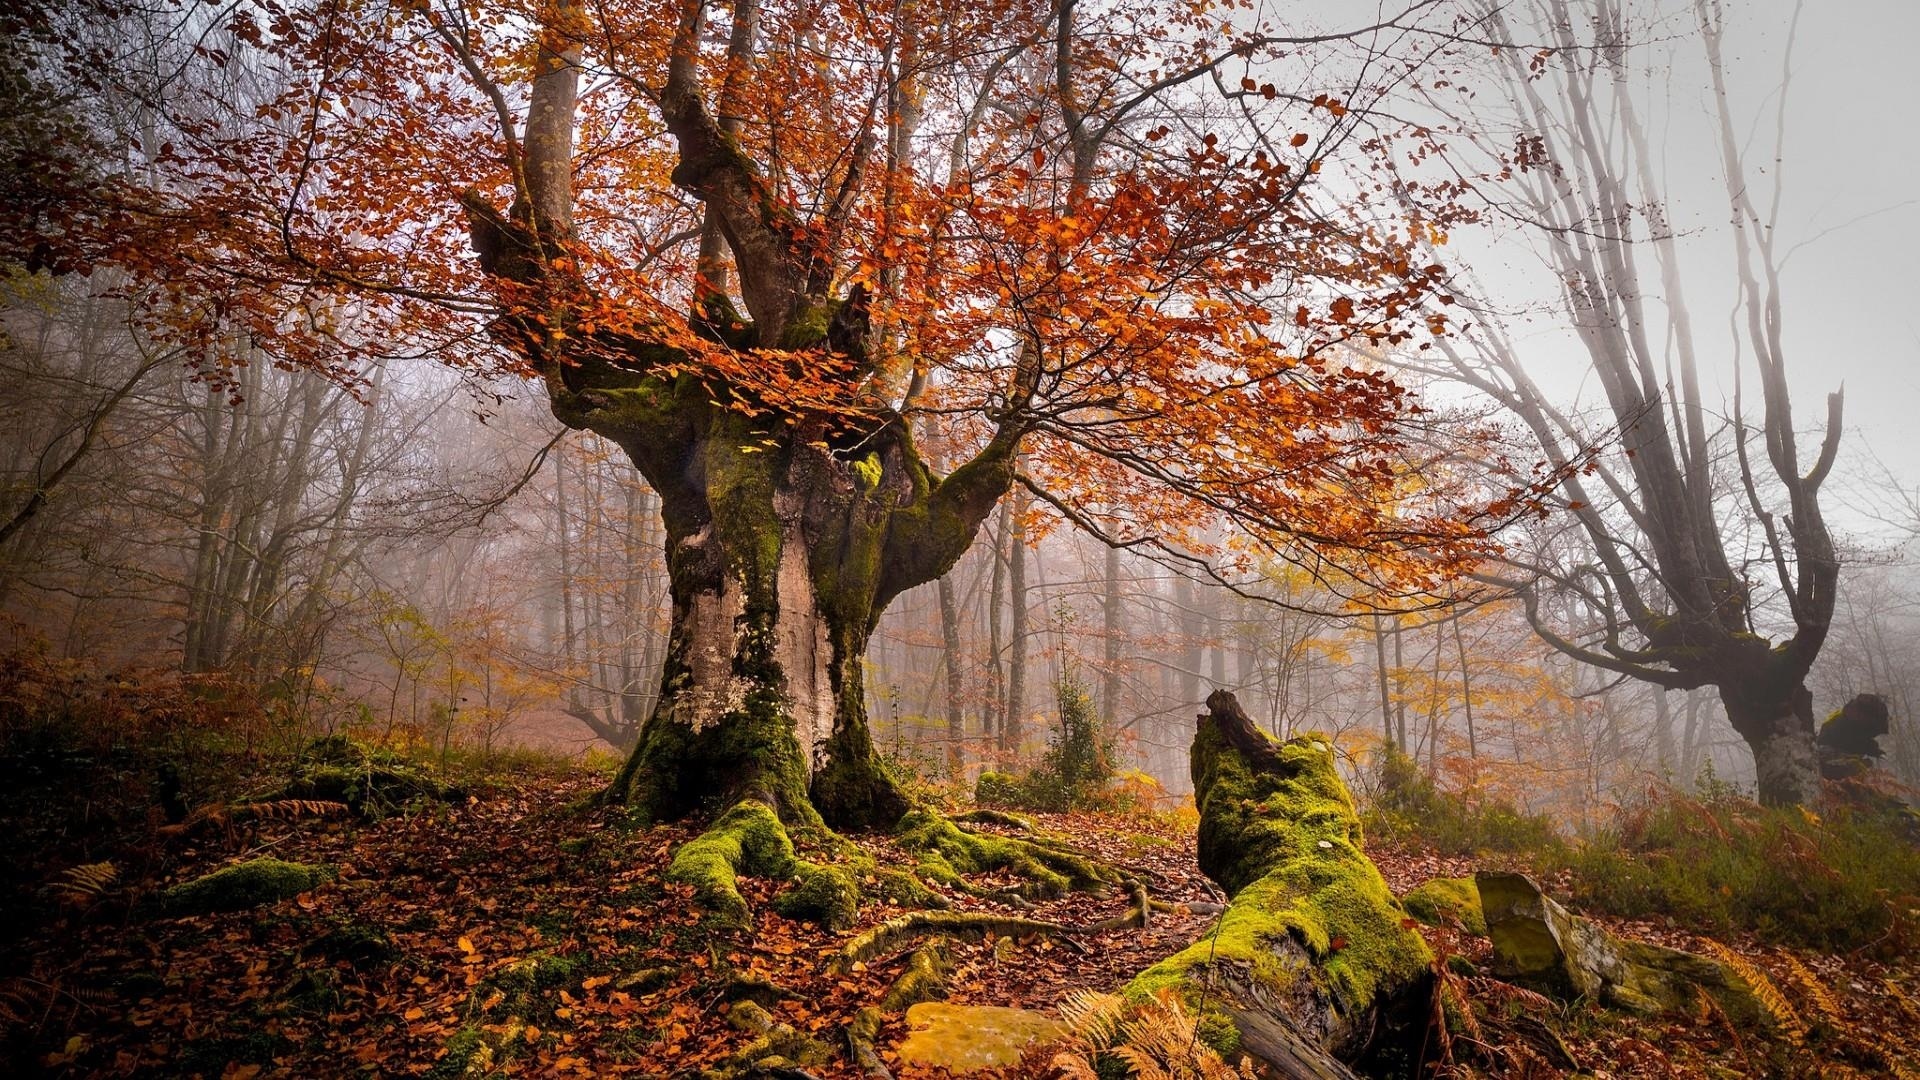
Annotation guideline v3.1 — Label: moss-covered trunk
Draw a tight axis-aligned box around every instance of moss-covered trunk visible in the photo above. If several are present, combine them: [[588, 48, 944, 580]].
[[588, 396, 1008, 831], [1129, 691, 1431, 1077]]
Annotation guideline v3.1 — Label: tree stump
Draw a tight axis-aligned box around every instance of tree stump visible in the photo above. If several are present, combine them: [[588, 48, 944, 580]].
[[1127, 692, 1432, 1077]]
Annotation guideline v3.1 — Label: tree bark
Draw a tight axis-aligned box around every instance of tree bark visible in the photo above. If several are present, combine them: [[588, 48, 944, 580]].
[[555, 395, 1014, 829]]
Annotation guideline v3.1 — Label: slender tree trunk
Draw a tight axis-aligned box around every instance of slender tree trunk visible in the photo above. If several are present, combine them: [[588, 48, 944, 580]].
[[1453, 617, 1477, 761], [1392, 620, 1408, 748], [1002, 488, 1028, 755], [986, 501, 1009, 748], [1372, 615, 1393, 747], [1101, 544, 1123, 727], [938, 571, 965, 770]]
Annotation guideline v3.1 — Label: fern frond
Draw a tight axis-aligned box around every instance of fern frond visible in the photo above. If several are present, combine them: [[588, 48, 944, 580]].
[[236, 798, 349, 823], [53, 861, 117, 903], [1700, 939, 1805, 1044], [1883, 977, 1920, 1026], [1048, 1050, 1102, 1080], [1060, 988, 1127, 1053], [1467, 976, 1556, 1015], [0, 977, 49, 1030], [1777, 952, 1842, 1027]]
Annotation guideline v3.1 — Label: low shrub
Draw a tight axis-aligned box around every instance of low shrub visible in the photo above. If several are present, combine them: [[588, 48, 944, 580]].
[[973, 675, 1117, 812], [1546, 787, 1920, 953], [1363, 743, 1564, 856]]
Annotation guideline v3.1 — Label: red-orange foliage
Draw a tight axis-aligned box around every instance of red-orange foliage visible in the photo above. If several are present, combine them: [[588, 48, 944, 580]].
[[9, 0, 1537, 591]]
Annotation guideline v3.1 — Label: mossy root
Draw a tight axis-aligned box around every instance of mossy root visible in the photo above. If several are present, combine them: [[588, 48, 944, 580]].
[[666, 800, 797, 925], [833, 911, 1074, 974], [894, 809, 1120, 899], [879, 940, 952, 1012]]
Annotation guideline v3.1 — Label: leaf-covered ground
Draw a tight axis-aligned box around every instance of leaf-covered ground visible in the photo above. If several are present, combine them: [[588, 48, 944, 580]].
[[4, 759, 1917, 1078]]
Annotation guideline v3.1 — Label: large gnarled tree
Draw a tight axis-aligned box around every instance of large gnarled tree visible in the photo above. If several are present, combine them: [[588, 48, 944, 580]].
[[13, 0, 1517, 832], [1405, 0, 1841, 804]]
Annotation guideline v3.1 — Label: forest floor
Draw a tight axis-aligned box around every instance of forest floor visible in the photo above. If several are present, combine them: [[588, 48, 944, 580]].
[[4, 754, 1918, 1079]]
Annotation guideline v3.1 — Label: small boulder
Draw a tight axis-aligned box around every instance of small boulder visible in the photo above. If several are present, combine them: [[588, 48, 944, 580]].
[[161, 858, 331, 915], [1401, 876, 1486, 936], [894, 1002, 1067, 1074], [1476, 871, 1766, 1025]]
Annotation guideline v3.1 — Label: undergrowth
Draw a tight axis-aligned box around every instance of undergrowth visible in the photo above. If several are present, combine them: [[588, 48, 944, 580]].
[[976, 674, 1118, 813], [1363, 743, 1920, 954], [1550, 787, 1920, 953], [1362, 743, 1565, 856]]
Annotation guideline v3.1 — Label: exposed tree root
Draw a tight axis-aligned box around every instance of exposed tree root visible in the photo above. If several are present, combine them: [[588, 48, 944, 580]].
[[879, 940, 952, 1012], [714, 999, 833, 1077], [894, 809, 1121, 899], [665, 801, 797, 926], [846, 1007, 892, 1079], [832, 911, 1080, 974], [1086, 880, 1154, 933], [949, 808, 1039, 832], [664, 802, 1118, 929]]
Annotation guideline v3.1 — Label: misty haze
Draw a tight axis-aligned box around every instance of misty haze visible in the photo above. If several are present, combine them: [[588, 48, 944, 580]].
[[2, 0, 1915, 1077]]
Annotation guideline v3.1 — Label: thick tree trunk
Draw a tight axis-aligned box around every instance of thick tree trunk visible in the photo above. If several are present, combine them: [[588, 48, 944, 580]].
[[576, 397, 1010, 830], [1725, 683, 1818, 807]]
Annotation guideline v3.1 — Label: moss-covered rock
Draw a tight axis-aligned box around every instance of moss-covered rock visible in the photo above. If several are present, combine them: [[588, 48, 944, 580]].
[[1478, 870, 1768, 1026], [1126, 691, 1430, 1068], [160, 858, 332, 915], [666, 800, 797, 925], [893, 1002, 1067, 1074], [1402, 876, 1487, 937]]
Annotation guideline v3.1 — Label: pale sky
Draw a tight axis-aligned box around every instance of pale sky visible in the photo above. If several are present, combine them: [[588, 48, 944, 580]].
[[1455, 0, 1920, 538]]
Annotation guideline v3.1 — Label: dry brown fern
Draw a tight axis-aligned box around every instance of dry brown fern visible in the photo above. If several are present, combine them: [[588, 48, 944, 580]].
[[51, 862, 117, 905], [1777, 952, 1843, 1028], [160, 798, 348, 841], [1699, 940, 1806, 1045], [1050, 988, 1254, 1080], [0, 977, 50, 1033]]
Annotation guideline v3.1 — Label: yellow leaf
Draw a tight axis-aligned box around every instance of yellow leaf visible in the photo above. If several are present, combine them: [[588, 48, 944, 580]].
[[457, 936, 474, 955], [403, 1006, 425, 1021]]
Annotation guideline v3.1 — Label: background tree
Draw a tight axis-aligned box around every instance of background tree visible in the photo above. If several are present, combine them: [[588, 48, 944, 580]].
[[1401, 0, 1844, 804]]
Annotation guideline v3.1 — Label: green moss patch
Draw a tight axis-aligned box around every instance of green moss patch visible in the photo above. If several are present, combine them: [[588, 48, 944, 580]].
[[773, 862, 860, 930], [1128, 719, 1430, 1055], [665, 800, 797, 925], [1402, 876, 1487, 937], [269, 735, 462, 819], [894, 809, 1116, 899], [160, 857, 331, 916]]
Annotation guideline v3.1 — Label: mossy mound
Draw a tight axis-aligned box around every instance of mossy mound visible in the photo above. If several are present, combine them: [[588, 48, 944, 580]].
[[772, 862, 860, 930], [160, 858, 332, 916], [475, 950, 584, 1021], [1127, 694, 1430, 1065], [269, 736, 462, 819], [1402, 876, 1487, 937]]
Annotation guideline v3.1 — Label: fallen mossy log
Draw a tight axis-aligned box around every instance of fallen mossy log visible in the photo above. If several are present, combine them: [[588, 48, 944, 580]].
[[1126, 691, 1434, 1078]]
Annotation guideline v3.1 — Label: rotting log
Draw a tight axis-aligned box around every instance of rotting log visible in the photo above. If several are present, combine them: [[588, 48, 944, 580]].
[[1126, 691, 1434, 1078]]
